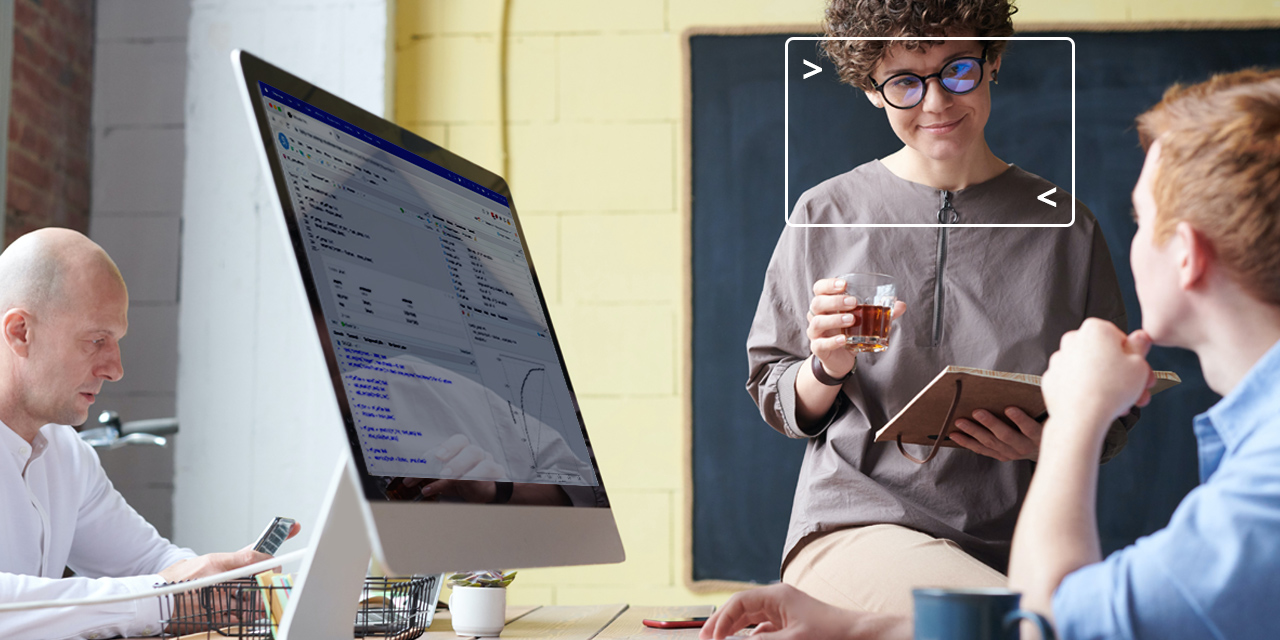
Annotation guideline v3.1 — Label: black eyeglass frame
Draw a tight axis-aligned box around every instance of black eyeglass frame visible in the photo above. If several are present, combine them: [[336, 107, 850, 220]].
[[869, 48, 990, 110]]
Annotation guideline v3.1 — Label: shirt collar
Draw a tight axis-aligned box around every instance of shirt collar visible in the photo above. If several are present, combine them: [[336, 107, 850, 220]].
[[0, 418, 51, 469], [1194, 338, 1280, 479]]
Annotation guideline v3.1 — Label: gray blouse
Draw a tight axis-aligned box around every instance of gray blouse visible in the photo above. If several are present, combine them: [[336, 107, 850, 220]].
[[746, 160, 1129, 574]]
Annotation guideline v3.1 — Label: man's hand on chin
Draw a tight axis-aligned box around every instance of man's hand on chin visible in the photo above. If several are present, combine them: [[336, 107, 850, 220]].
[[1009, 321, 1155, 614], [1042, 320, 1156, 438]]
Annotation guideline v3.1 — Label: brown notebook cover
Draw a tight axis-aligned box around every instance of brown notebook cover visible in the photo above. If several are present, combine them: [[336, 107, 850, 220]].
[[874, 366, 1182, 454]]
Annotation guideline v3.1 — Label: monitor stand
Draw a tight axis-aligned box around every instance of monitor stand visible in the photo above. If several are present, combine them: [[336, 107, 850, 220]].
[[279, 455, 376, 639]]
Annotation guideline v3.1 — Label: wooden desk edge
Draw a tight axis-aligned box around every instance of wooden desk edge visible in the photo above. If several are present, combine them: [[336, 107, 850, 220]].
[[153, 604, 719, 640]]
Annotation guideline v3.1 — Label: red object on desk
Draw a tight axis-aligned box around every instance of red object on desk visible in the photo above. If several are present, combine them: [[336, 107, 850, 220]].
[[642, 616, 709, 629]]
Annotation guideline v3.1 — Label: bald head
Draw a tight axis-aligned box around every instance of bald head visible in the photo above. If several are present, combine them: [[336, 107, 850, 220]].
[[0, 228, 126, 318], [0, 229, 129, 436]]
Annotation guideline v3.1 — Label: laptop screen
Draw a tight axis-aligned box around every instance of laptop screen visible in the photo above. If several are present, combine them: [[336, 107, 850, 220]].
[[255, 81, 603, 502]]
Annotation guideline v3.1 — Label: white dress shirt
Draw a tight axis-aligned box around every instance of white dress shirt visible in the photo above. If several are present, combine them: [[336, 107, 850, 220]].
[[0, 421, 195, 640]]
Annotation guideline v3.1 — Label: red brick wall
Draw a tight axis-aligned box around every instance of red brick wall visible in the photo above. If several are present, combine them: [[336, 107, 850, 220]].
[[4, 0, 94, 242]]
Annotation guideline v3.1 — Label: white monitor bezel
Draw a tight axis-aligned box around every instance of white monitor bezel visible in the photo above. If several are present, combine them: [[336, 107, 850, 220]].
[[231, 49, 625, 576]]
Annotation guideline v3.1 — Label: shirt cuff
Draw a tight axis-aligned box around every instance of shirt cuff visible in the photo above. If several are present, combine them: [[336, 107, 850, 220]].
[[778, 360, 842, 439], [120, 573, 169, 638]]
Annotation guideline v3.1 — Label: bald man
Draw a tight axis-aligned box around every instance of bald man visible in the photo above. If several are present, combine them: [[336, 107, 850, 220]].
[[0, 229, 286, 639]]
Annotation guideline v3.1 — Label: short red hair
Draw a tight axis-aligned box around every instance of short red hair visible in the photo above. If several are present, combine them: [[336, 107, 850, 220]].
[[1136, 69, 1280, 307]]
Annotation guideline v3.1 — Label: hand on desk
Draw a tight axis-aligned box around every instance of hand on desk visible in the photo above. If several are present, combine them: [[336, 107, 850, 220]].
[[700, 584, 910, 640], [950, 406, 1043, 462]]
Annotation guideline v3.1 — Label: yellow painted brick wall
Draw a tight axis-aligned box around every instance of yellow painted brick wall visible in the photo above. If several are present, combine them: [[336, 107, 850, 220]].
[[395, 0, 1280, 607]]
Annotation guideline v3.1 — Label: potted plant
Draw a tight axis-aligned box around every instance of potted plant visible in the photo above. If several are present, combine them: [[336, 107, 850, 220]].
[[446, 570, 517, 637]]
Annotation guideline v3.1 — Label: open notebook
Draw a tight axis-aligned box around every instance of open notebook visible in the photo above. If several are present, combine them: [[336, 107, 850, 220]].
[[875, 366, 1182, 463]]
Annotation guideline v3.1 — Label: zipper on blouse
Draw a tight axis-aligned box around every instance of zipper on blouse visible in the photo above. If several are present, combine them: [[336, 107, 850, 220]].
[[933, 190, 958, 347]]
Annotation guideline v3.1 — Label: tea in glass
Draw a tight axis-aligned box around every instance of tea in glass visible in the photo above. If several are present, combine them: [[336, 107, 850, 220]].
[[837, 273, 896, 353]]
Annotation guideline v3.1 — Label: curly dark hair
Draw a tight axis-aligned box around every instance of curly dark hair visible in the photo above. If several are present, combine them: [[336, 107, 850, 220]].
[[822, 0, 1018, 92]]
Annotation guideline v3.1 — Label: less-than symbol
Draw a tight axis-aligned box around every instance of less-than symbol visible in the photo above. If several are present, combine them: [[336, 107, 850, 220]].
[[1038, 187, 1058, 208]]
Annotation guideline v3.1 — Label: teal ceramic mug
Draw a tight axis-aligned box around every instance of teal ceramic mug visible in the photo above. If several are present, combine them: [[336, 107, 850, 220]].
[[913, 588, 1055, 640]]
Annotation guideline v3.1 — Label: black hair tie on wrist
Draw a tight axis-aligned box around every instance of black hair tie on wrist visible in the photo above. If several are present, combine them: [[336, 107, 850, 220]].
[[810, 354, 853, 386], [490, 481, 514, 504]]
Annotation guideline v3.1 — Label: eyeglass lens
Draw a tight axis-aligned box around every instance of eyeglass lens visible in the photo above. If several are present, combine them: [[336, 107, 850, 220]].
[[882, 58, 983, 108]]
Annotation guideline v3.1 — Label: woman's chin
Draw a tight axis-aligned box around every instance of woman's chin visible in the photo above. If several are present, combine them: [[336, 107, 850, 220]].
[[908, 141, 974, 165]]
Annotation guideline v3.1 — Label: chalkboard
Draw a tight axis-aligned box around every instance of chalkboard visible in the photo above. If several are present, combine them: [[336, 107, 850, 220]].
[[689, 27, 1280, 585]]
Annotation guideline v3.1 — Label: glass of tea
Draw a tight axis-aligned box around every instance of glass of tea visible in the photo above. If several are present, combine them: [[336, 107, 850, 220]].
[[837, 273, 896, 353]]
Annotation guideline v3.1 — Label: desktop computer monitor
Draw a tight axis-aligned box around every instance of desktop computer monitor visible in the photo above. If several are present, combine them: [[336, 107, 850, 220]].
[[231, 50, 624, 635]]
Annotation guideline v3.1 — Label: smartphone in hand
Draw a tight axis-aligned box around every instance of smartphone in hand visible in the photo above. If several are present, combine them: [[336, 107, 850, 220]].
[[252, 517, 296, 555]]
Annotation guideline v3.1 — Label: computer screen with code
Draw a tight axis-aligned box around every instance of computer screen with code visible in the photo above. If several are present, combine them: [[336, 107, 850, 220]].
[[258, 82, 600, 494]]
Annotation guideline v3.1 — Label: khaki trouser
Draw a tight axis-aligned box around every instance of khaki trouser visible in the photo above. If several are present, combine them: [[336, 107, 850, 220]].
[[782, 524, 1007, 616]]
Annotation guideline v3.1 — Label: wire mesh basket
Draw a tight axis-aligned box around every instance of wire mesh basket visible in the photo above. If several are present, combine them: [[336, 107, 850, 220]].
[[158, 574, 440, 639]]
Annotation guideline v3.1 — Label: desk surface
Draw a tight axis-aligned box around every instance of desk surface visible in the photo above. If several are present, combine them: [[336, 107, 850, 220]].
[[161, 605, 716, 640], [429, 605, 714, 639]]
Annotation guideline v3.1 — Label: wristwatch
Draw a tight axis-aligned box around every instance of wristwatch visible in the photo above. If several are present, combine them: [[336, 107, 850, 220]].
[[810, 354, 854, 386]]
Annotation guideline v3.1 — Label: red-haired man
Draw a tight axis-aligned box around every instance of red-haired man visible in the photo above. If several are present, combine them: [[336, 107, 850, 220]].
[[705, 68, 1280, 640]]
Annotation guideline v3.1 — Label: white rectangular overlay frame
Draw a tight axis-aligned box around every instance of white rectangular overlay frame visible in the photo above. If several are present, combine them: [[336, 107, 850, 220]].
[[784, 36, 1076, 228]]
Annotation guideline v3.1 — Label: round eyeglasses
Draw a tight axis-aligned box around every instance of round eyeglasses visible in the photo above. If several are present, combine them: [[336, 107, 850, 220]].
[[871, 56, 986, 109]]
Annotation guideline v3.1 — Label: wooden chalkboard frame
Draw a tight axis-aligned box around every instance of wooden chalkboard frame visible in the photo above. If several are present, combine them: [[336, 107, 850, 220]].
[[680, 19, 1280, 592]]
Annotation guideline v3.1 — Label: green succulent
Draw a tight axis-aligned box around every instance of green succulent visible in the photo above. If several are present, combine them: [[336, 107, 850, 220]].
[[447, 570, 517, 588]]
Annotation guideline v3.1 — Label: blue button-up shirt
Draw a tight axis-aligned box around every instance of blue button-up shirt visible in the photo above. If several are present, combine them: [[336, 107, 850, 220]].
[[1053, 339, 1280, 640]]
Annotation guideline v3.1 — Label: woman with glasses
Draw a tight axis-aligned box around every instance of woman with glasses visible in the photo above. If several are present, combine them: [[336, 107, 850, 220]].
[[744, 0, 1131, 615]]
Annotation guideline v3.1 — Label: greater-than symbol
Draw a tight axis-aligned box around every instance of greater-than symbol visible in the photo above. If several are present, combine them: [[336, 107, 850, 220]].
[[803, 59, 822, 80], [1037, 187, 1058, 207]]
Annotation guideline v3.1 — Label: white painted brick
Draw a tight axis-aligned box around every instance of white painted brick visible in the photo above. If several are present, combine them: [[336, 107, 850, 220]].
[[98, 442, 176, 538], [92, 127, 186, 213], [97, 0, 192, 41], [92, 41, 188, 127], [177, 0, 389, 555], [113, 304, 179, 395], [339, 2, 391, 118], [90, 215, 181, 304]]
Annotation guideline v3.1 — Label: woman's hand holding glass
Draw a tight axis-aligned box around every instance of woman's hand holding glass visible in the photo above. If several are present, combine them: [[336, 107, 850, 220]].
[[806, 277, 907, 377]]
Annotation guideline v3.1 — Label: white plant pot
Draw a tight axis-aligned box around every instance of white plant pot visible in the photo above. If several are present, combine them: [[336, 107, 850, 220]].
[[449, 586, 507, 637]]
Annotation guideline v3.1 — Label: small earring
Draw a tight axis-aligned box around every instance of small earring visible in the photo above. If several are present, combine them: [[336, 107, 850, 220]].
[[992, 70, 999, 85]]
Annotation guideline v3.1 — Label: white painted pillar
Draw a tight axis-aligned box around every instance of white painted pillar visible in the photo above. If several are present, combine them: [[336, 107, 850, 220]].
[[89, 0, 193, 540], [177, 0, 390, 554]]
